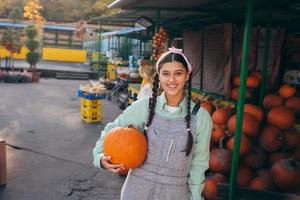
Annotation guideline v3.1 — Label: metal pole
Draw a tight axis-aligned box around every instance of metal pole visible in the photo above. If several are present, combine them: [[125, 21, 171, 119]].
[[200, 29, 205, 90], [259, 9, 272, 108], [228, 0, 254, 199], [98, 21, 102, 79]]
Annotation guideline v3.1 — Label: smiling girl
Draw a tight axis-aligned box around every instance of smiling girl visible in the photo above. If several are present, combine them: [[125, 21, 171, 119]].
[[93, 47, 212, 200]]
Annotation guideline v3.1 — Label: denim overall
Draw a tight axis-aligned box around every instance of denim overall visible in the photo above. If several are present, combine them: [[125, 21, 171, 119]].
[[120, 105, 199, 200]]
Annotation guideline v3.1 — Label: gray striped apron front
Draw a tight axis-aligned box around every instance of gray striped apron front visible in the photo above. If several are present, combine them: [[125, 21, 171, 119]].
[[120, 111, 198, 200]]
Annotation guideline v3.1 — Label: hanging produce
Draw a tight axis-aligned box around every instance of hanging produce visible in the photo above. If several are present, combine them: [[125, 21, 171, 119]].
[[152, 26, 168, 61]]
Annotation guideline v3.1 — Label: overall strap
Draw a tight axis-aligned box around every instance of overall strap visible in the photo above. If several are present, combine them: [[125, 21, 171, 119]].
[[191, 104, 200, 116]]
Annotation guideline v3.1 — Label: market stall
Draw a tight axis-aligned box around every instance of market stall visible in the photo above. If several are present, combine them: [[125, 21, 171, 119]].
[[107, 0, 300, 199]]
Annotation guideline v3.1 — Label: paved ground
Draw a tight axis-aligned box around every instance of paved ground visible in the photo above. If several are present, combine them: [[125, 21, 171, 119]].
[[0, 78, 125, 200]]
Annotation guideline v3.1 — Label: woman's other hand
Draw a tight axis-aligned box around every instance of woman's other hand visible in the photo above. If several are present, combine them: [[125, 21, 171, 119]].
[[101, 155, 126, 174]]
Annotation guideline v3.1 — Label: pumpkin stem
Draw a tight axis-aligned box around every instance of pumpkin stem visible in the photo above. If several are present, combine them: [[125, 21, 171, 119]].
[[219, 136, 227, 149], [127, 124, 137, 129]]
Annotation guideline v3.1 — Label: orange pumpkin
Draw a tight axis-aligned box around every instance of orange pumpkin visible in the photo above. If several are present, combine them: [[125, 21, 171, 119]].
[[227, 113, 260, 137], [209, 140, 232, 174], [279, 84, 296, 99], [250, 71, 262, 81], [269, 152, 290, 167], [201, 101, 215, 116], [263, 94, 284, 109], [249, 177, 274, 191], [103, 126, 148, 169], [202, 176, 218, 200], [211, 125, 226, 145], [285, 97, 300, 116], [271, 158, 300, 192], [233, 75, 241, 86], [267, 106, 295, 130], [232, 75, 260, 88], [259, 126, 285, 152], [242, 146, 267, 169], [285, 129, 300, 148], [246, 75, 260, 88], [226, 135, 252, 156], [230, 87, 252, 101], [237, 165, 253, 187], [212, 108, 231, 126], [244, 104, 264, 122]]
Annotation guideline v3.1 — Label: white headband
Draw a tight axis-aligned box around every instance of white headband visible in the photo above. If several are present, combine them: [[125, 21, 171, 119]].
[[155, 46, 192, 74]]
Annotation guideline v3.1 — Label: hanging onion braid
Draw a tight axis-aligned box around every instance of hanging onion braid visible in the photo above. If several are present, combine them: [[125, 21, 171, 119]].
[[184, 72, 193, 156], [144, 73, 159, 138]]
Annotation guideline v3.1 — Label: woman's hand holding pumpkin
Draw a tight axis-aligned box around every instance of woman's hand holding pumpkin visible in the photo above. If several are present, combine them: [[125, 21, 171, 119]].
[[101, 155, 126, 174]]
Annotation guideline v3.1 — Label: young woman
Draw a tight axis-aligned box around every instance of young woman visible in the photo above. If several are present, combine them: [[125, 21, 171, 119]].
[[137, 60, 155, 99], [93, 47, 212, 200]]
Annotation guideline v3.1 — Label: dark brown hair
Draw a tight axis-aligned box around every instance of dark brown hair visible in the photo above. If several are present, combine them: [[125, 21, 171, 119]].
[[144, 53, 193, 156]]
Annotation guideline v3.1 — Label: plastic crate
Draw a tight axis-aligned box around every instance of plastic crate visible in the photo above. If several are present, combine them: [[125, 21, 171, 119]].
[[80, 109, 101, 123], [81, 98, 101, 110], [77, 89, 106, 100]]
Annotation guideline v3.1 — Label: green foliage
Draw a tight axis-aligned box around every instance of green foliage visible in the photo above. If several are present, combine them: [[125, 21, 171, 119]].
[[26, 40, 39, 51], [26, 51, 39, 66], [0, 29, 23, 54], [25, 25, 37, 39], [25, 25, 39, 69]]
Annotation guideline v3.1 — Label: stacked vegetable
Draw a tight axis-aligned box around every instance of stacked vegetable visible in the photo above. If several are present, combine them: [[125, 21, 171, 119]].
[[152, 26, 168, 61], [195, 83, 300, 199]]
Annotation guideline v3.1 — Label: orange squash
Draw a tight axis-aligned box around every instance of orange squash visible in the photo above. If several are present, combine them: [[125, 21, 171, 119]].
[[263, 93, 284, 109], [242, 146, 267, 170], [279, 84, 296, 99], [230, 87, 252, 101], [267, 106, 295, 130], [285, 97, 300, 116], [271, 158, 300, 192], [244, 104, 264, 122], [226, 135, 252, 156], [201, 101, 215, 116], [250, 71, 262, 81], [209, 138, 232, 174], [103, 126, 148, 169], [232, 75, 260, 88], [212, 108, 231, 126], [284, 129, 300, 148], [202, 176, 218, 200], [237, 165, 253, 187], [246, 75, 260, 88], [227, 113, 260, 137], [269, 152, 290, 167], [211, 125, 226, 145], [249, 177, 274, 191], [259, 126, 285, 152]]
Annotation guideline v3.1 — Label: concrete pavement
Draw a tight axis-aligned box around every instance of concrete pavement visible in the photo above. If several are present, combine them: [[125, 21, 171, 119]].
[[0, 78, 125, 200]]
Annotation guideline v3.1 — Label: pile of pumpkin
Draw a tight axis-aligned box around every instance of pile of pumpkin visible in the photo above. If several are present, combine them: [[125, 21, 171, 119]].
[[231, 71, 262, 104], [200, 83, 300, 200], [152, 26, 168, 61]]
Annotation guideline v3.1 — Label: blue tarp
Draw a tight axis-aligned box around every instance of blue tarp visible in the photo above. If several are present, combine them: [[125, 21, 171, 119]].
[[101, 26, 146, 37], [0, 22, 75, 31]]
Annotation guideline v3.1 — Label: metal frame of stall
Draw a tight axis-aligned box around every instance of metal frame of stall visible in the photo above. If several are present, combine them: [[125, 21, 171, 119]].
[[107, 0, 300, 199]]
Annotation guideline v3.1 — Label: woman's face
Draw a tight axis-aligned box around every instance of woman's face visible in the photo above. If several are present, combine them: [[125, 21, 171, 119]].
[[159, 61, 189, 98]]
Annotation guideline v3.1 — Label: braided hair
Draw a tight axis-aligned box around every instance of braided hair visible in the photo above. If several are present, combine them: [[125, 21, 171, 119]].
[[144, 53, 194, 156]]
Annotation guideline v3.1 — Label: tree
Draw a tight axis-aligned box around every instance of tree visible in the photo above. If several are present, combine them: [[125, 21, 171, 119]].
[[25, 25, 39, 70], [0, 6, 24, 70]]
